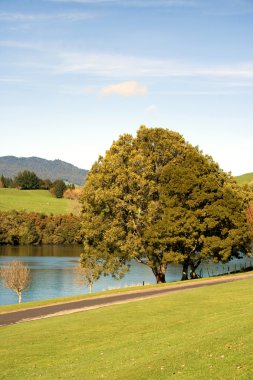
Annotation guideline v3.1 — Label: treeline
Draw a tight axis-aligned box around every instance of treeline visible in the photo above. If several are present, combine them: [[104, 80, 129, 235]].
[[0, 211, 83, 245], [0, 171, 74, 198]]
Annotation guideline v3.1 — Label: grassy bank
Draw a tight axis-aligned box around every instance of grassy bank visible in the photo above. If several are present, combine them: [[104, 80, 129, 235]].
[[0, 188, 81, 215], [1, 278, 253, 379]]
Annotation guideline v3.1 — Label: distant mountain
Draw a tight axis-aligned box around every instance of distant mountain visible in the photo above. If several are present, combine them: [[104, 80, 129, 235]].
[[236, 172, 253, 186], [0, 156, 88, 186]]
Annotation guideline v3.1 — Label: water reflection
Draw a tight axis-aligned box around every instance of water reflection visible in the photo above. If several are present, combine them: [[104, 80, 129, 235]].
[[0, 245, 83, 257]]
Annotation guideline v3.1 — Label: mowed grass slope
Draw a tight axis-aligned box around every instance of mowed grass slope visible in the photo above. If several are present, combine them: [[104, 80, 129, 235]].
[[1, 279, 253, 380], [0, 188, 81, 215]]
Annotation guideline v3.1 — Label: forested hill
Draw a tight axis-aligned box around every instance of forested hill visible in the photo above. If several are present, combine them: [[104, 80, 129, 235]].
[[0, 156, 87, 186]]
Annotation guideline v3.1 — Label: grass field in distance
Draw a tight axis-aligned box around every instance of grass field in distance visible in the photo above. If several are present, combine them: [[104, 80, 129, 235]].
[[0, 188, 81, 215], [236, 172, 253, 186], [0, 172, 251, 215], [1, 278, 253, 379]]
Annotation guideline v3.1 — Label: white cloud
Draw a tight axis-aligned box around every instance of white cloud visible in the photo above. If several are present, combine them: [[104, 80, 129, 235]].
[[100, 81, 148, 96], [146, 105, 158, 113]]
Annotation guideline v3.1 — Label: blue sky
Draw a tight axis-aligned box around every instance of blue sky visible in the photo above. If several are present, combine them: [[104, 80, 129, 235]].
[[1, 0, 253, 175]]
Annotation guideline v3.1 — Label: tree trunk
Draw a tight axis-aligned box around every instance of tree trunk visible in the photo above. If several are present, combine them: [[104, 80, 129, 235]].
[[152, 264, 167, 283], [181, 262, 189, 281], [155, 272, 166, 283], [18, 291, 22, 304], [190, 260, 201, 279], [89, 284, 92, 294]]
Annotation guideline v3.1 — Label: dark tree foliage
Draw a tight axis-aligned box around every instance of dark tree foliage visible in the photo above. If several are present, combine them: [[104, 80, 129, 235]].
[[0, 175, 5, 188], [40, 178, 53, 190], [155, 150, 252, 280], [0, 175, 15, 188], [50, 180, 67, 198], [0, 211, 83, 245], [80, 126, 252, 283], [246, 200, 253, 239], [15, 170, 40, 190]]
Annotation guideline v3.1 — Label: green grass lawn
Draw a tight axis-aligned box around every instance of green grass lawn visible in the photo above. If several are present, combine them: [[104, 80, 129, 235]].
[[0, 188, 81, 215], [1, 278, 253, 379]]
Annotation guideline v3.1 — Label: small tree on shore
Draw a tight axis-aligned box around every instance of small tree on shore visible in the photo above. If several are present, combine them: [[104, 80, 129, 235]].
[[75, 256, 102, 293], [0, 260, 30, 303]]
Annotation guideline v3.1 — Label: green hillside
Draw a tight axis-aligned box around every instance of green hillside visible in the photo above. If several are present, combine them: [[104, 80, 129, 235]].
[[0, 188, 81, 215], [236, 172, 253, 186]]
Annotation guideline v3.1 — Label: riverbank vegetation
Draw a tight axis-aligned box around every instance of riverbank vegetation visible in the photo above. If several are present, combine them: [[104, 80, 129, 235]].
[[1, 278, 253, 379], [0, 211, 82, 245]]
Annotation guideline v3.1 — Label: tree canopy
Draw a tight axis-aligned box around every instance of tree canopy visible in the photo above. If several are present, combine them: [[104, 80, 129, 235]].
[[80, 126, 252, 283]]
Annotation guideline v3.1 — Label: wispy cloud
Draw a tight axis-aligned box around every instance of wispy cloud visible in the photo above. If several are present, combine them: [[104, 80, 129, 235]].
[[48, 0, 197, 7], [0, 77, 25, 83], [47, 0, 253, 15], [153, 89, 253, 96], [0, 11, 97, 22], [225, 81, 253, 88], [100, 81, 148, 96], [59, 85, 97, 95], [0, 40, 41, 50], [2, 41, 253, 82], [57, 51, 253, 79]]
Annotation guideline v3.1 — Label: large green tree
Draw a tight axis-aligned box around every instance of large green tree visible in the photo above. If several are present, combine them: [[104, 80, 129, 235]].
[[80, 126, 252, 283], [15, 170, 40, 190]]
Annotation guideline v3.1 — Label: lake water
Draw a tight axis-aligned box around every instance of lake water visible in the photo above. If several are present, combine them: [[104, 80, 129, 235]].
[[0, 245, 252, 305]]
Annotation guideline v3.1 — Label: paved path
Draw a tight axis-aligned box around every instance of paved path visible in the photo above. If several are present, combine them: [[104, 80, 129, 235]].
[[1, 273, 253, 327]]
